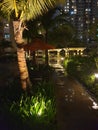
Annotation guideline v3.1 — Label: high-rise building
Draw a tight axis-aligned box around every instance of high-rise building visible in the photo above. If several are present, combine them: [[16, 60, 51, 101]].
[[0, 18, 17, 52], [64, 0, 97, 43], [0, 18, 10, 42]]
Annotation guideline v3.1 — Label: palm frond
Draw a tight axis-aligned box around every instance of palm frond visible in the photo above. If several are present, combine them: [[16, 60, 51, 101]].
[[13, 0, 18, 17], [20, 0, 55, 21], [0, 0, 65, 22], [0, 0, 19, 18]]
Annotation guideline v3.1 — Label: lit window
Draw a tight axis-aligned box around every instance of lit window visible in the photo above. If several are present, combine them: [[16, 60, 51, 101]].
[[67, 3, 69, 5], [93, 17, 95, 20], [80, 36, 83, 39], [6, 23, 9, 27], [67, 6, 69, 8], [74, 9, 77, 12], [72, 0, 75, 2], [93, 21, 95, 24], [4, 34, 10, 39], [85, 8, 91, 12], [70, 11, 74, 15], [79, 17, 81, 21], [86, 21, 90, 24]]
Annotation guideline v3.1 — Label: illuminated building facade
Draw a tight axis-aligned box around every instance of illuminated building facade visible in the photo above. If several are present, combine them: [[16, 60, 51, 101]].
[[0, 18, 10, 42], [3, 19, 10, 41], [64, 0, 97, 43]]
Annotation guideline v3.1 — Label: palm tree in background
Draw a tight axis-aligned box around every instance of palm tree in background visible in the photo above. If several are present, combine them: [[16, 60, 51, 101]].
[[0, 0, 65, 91], [46, 8, 75, 47]]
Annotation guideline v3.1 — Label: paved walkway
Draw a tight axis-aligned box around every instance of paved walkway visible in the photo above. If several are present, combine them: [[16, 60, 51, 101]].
[[52, 64, 98, 130]]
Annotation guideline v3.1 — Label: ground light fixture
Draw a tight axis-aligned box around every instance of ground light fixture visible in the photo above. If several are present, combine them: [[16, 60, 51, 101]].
[[94, 73, 98, 83], [95, 73, 98, 78], [60, 57, 64, 61], [60, 57, 64, 65]]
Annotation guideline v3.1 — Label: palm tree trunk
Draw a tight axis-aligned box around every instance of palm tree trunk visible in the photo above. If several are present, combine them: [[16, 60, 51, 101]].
[[17, 47, 31, 91], [13, 20, 32, 91]]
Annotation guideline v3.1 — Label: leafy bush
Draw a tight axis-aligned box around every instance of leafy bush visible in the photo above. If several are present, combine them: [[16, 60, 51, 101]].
[[0, 76, 56, 130], [10, 92, 56, 124], [5, 81, 56, 130], [33, 81, 55, 99], [64, 55, 98, 100]]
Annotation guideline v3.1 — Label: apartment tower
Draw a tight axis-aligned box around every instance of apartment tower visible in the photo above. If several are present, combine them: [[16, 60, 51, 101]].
[[64, 0, 97, 43]]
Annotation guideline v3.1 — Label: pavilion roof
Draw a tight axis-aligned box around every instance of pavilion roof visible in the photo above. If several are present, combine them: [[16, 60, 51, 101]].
[[24, 38, 55, 51]]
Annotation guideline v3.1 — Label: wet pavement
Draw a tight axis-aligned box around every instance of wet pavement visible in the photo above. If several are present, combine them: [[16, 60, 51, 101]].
[[52, 64, 98, 130]]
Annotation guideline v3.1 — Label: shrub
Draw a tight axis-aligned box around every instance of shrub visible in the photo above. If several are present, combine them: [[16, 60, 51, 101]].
[[10, 92, 56, 124], [64, 55, 98, 100], [7, 81, 56, 130]]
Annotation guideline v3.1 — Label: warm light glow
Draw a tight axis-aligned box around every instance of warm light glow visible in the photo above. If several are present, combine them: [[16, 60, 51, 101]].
[[61, 57, 64, 60], [95, 73, 98, 78], [92, 102, 98, 110], [37, 110, 42, 116]]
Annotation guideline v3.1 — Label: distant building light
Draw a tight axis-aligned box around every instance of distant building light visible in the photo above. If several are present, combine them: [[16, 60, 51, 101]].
[[87, 38, 89, 41], [70, 11, 74, 15], [67, 3, 69, 5], [93, 17, 95, 20], [93, 21, 95, 24], [5, 23, 9, 27], [74, 9, 77, 12], [81, 24, 83, 27], [95, 73, 98, 78], [85, 8, 91, 12], [80, 36, 83, 39], [4, 34, 10, 39]]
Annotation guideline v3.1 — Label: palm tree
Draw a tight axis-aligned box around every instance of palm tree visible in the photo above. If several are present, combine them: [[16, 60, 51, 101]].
[[45, 8, 75, 47], [89, 19, 98, 43], [37, 7, 68, 65], [0, 0, 65, 91], [41, 8, 58, 65]]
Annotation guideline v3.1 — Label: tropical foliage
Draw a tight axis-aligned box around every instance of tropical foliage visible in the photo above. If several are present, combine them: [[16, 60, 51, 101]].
[[89, 19, 98, 42], [0, 80, 56, 130], [0, 0, 65, 91], [64, 55, 98, 99]]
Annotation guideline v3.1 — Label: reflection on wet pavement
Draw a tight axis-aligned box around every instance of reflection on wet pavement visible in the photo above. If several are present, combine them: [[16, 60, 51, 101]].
[[52, 63, 98, 130]]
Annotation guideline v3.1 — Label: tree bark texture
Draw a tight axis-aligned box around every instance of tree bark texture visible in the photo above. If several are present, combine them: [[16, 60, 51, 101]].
[[13, 20, 31, 91], [17, 47, 31, 90]]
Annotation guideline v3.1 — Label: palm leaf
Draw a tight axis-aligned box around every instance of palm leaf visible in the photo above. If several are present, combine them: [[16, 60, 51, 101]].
[[0, 0, 65, 22], [19, 0, 55, 21], [0, 0, 19, 18]]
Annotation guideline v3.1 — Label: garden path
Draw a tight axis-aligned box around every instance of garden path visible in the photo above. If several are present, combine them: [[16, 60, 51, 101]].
[[52, 64, 98, 130]]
